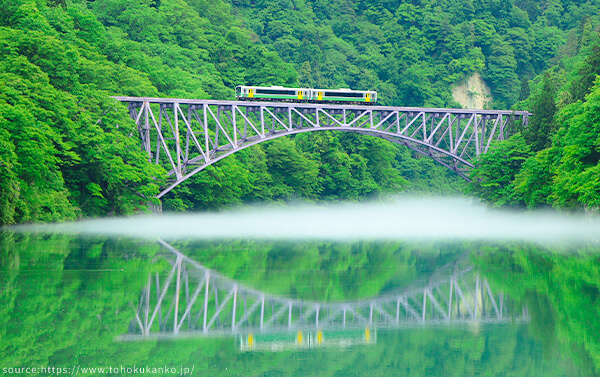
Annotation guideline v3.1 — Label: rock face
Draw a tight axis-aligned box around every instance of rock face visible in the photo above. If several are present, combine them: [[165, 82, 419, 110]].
[[452, 72, 492, 109]]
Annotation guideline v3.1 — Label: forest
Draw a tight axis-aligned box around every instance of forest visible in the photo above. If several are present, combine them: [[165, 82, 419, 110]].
[[469, 42, 600, 211], [1, 0, 600, 225]]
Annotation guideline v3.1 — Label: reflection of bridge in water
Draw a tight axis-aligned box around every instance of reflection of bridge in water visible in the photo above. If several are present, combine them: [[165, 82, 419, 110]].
[[124, 240, 527, 349]]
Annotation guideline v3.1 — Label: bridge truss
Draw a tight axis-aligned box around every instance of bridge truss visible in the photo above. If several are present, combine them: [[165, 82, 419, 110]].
[[123, 240, 524, 342], [113, 97, 530, 198]]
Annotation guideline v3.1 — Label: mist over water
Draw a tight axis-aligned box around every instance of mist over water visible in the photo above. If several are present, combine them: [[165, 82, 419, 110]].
[[11, 197, 600, 244]]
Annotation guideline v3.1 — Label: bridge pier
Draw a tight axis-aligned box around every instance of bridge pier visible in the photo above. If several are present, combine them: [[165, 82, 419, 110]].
[[148, 200, 162, 214]]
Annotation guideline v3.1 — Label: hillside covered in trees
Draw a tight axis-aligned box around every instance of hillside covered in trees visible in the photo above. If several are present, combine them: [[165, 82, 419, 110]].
[[470, 34, 600, 212], [1, 0, 600, 224]]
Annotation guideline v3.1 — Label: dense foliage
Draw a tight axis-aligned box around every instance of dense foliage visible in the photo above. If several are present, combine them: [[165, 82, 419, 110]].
[[0, 0, 468, 225], [230, 0, 600, 213], [234, 0, 570, 109], [3, 0, 600, 224], [469, 36, 600, 211], [0, 0, 166, 224]]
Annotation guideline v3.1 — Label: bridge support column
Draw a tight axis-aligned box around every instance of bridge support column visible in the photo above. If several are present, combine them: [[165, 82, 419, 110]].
[[148, 200, 162, 214]]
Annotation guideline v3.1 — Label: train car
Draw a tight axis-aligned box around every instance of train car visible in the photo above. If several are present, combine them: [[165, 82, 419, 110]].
[[235, 85, 309, 101], [235, 85, 377, 104], [310, 88, 377, 104]]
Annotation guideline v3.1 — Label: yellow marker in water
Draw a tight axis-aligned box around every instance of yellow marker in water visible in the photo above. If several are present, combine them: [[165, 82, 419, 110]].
[[317, 330, 323, 344], [248, 333, 254, 348], [365, 326, 371, 343], [297, 331, 303, 345]]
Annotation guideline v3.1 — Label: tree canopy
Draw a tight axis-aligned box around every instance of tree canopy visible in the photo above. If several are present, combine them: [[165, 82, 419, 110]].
[[3, 0, 600, 223]]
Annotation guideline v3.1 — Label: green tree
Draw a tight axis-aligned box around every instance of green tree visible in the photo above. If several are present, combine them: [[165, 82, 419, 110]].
[[163, 156, 252, 211], [468, 133, 533, 207], [513, 148, 553, 208], [551, 78, 600, 210], [524, 72, 557, 152], [0, 124, 19, 224], [570, 44, 600, 103], [263, 137, 321, 200]]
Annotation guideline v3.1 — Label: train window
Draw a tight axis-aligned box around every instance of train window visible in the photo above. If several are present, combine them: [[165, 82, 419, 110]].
[[324, 91, 364, 98], [255, 89, 296, 95]]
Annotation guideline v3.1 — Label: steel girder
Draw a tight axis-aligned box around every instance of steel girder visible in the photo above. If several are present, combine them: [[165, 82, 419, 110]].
[[122, 240, 526, 341], [113, 97, 530, 198]]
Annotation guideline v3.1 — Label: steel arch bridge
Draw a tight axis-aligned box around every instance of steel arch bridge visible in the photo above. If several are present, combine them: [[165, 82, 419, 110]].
[[123, 240, 526, 346], [113, 97, 530, 198]]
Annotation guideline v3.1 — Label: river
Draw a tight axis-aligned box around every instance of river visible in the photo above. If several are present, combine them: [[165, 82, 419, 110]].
[[1, 199, 599, 376]]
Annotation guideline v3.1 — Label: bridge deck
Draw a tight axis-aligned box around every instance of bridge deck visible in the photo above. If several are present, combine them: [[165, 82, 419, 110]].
[[113, 96, 530, 116]]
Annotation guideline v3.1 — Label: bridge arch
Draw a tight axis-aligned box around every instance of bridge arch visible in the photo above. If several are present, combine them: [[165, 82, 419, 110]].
[[114, 97, 529, 198]]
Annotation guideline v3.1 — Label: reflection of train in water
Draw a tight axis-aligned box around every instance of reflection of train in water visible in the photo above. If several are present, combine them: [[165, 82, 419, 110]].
[[235, 85, 377, 104], [239, 327, 376, 352]]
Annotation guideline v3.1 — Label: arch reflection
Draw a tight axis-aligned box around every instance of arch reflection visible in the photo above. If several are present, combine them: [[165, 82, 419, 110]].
[[124, 240, 528, 351]]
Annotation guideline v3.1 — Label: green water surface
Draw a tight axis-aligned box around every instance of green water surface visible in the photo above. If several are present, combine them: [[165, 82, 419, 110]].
[[0, 233, 598, 376]]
